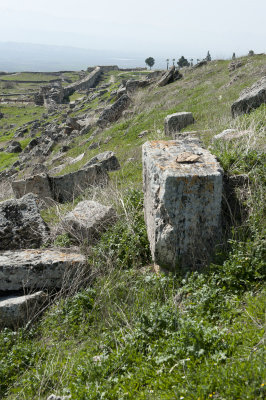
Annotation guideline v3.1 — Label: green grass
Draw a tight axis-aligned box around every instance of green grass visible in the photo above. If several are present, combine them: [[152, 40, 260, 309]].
[[0, 73, 60, 82], [0, 55, 265, 399]]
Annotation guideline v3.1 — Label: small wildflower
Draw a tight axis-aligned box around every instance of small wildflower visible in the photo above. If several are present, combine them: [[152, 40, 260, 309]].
[[209, 395, 213, 398], [261, 383, 265, 387]]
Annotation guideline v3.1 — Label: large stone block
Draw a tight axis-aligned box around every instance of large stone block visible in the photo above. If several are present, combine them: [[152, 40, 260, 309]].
[[142, 138, 223, 270], [164, 112, 194, 136], [62, 200, 116, 242], [0, 249, 87, 292], [11, 165, 109, 204], [231, 77, 266, 117], [12, 173, 53, 203], [0, 194, 50, 250], [0, 291, 47, 329]]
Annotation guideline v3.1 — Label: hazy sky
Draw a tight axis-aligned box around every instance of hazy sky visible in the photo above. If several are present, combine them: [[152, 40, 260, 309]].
[[0, 0, 265, 61]]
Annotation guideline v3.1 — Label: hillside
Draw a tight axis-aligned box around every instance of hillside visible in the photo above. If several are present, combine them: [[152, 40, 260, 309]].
[[0, 54, 265, 399]]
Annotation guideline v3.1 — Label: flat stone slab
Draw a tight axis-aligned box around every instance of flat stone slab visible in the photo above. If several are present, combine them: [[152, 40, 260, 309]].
[[0, 249, 87, 292], [62, 200, 116, 242], [231, 77, 266, 117], [0, 291, 47, 329], [164, 112, 194, 136], [142, 138, 223, 270]]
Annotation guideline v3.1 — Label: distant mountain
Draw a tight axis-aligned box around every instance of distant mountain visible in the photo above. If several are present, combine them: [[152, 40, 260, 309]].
[[0, 42, 147, 72]]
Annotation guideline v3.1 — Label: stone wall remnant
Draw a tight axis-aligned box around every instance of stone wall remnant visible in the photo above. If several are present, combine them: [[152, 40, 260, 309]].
[[12, 165, 109, 204], [142, 138, 223, 270]]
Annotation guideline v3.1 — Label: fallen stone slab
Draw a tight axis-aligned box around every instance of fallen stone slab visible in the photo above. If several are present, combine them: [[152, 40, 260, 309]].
[[157, 66, 182, 87], [213, 129, 250, 142], [142, 138, 223, 270], [231, 77, 266, 117], [84, 151, 120, 171], [0, 249, 87, 292], [0, 291, 47, 329], [97, 94, 131, 128], [62, 200, 116, 242], [0, 193, 50, 251], [164, 112, 194, 136]]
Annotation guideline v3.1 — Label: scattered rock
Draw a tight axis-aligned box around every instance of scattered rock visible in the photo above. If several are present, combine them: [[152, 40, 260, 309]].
[[138, 130, 148, 138], [88, 142, 100, 150], [62, 201, 116, 242], [142, 138, 223, 270], [228, 61, 242, 72], [157, 66, 182, 87], [66, 117, 81, 131], [0, 112, 4, 119], [0, 249, 87, 292], [0, 193, 50, 250], [6, 141, 22, 153], [97, 94, 131, 128], [193, 60, 207, 68], [125, 79, 149, 93], [0, 291, 47, 329], [84, 151, 120, 171], [231, 77, 266, 117], [104, 136, 112, 144], [164, 112, 194, 136]]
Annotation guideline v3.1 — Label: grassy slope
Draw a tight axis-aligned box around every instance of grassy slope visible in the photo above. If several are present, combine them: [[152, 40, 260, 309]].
[[0, 56, 265, 399]]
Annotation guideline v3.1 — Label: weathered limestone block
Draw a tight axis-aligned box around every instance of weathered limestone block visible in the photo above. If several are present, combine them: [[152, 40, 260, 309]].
[[0, 249, 87, 292], [84, 151, 120, 171], [164, 112, 194, 136], [62, 200, 116, 242], [12, 173, 53, 202], [97, 94, 131, 128], [0, 194, 50, 250], [0, 291, 47, 329], [142, 139, 223, 270], [231, 77, 266, 117], [51, 164, 108, 203]]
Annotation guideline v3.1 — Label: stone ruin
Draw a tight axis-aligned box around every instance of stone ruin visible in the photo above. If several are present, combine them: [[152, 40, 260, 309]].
[[142, 136, 223, 270]]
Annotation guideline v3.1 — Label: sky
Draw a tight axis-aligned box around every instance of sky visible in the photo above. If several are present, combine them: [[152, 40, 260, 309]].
[[0, 0, 265, 66]]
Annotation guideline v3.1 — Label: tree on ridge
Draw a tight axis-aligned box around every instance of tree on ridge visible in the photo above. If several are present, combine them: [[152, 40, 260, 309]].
[[145, 57, 155, 70]]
